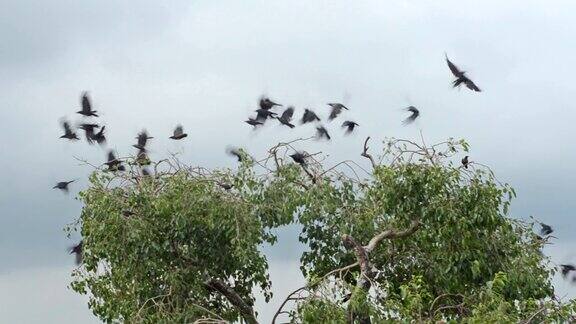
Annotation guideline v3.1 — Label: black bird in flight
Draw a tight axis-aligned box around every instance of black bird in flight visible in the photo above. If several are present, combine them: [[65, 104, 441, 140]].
[[226, 147, 244, 162], [77, 92, 99, 117], [169, 125, 188, 140], [92, 126, 106, 145], [341, 121, 358, 134], [136, 149, 151, 166], [445, 54, 481, 92], [540, 223, 553, 236], [276, 106, 295, 128], [403, 106, 420, 125], [53, 180, 75, 192], [245, 118, 263, 127], [290, 152, 307, 166], [69, 241, 83, 265], [560, 264, 576, 278], [301, 109, 321, 124], [461, 156, 469, 169], [316, 126, 331, 140], [105, 151, 125, 171], [60, 120, 79, 140], [133, 130, 153, 151], [79, 123, 100, 145], [259, 97, 282, 110], [327, 103, 349, 121], [255, 109, 278, 122]]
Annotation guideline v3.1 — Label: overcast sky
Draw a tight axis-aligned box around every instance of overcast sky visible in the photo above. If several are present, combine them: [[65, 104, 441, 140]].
[[2, 0, 576, 322]]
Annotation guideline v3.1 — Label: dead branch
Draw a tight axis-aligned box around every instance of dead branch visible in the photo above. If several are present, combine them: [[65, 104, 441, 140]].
[[364, 219, 421, 253], [361, 137, 377, 169], [204, 278, 258, 324]]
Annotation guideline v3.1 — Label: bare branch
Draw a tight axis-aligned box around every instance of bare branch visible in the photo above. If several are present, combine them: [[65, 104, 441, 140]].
[[361, 137, 377, 169], [204, 278, 258, 324], [364, 219, 421, 253]]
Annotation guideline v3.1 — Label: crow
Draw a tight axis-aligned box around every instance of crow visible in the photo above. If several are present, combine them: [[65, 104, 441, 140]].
[[445, 54, 481, 92], [136, 148, 151, 166], [105, 151, 125, 171], [560, 264, 576, 278], [301, 109, 321, 124], [60, 120, 79, 140], [255, 109, 278, 122], [245, 118, 263, 127], [169, 125, 188, 140], [259, 97, 282, 110], [69, 241, 83, 265], [53, 180, 75, 192], [316, 126, 331, 140], [276, 106, 295, 128], [540, 223, 553, 236], [290, 152, 307, 165], [341, 121, 359, 134], [77, 92, 98, 117], [328, 103, 349, 121], [92, 126, 106, 145], [226, 147, 244, 162], [218, 183, 233, 190], [133, 130, 153, 151], [403, 106, 419, 125], [461, 156, 469, 169], [79, 123, 100, 144]]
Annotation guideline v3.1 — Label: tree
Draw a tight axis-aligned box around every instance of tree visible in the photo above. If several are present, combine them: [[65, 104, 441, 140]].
[[67, 136, 576, 323]]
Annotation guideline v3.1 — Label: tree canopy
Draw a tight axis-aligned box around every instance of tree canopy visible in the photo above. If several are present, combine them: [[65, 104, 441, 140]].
[[67, 136, 576, 323]]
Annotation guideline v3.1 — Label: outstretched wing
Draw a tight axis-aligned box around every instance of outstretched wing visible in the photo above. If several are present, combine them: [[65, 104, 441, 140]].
[[465, 79, 481, 92], [281, 107, 294, 121], [445, 55, 463, 77]]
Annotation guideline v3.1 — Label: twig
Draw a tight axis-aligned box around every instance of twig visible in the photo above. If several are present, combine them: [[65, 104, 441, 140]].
[[361, 137, 377, 169]]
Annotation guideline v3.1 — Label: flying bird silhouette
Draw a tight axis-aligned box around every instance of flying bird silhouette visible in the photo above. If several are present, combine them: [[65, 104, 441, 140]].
[[255, 109, 278, 122], [92, 126, 106, 145], [540, 223, 553, 236], [561, 264, 576, 278], [276, 106, 295, 128], [76, 92, 98, 117], [53, 180, 75, 192], [259, 97, 282, 110], [59, 120, 79, 140], [169, 125, 188, 140], [136, 149, 151, 166], [245, 118, 263, 127], [290, 152, 307, 165], [79, 123, 100, 145], [69, 241, 83, 265], [328, 103, 349, 121], [133, 130, 153, 151], [226, 147, 244, 162], [341, 121, 358, 134], [316, 126, 331, 140], [403, 106, 420, 125], [461, 156, 469, 169], [445, 54, 481, 92], [301, 109, 321, 124], [105, 151, 125, 171]]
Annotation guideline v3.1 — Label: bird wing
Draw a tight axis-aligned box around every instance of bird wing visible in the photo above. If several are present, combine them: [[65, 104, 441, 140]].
[[406, 106, 419, 115], [281, 107, 294, 120], [445, 55, 463, 77], [465, 79, 481, 92], [62, 121, 73, 134], [174, 125, 183, 136], [107, 151, 116, 163], [81, 92, 91, 112]]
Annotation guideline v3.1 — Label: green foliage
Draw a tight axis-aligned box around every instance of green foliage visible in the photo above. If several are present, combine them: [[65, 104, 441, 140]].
[[68, 138, 575, 323]]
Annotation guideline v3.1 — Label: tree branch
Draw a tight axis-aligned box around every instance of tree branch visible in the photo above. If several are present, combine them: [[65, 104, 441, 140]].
[[364, 219, 421, 253], [361, 137, 377, 169], [204, 278, 258, 324]]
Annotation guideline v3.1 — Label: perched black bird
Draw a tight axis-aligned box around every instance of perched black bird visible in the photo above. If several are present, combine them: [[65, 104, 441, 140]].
[[79, 123, 100, 145], [53, 180, 75, 192], [226, 147, 244, 162], [70, 241, 83, 265], [76, 92, 98, 117], [560, 264, 576, 278], [218, 183, 233, 190], [255, 109, 278, 122], [92, 126, 106, 145], [316, 126, 331, 140], [328, 103, 349, 121], [341, 121, 359, 134], [245, 118, 263, 127], [133, 130, 153, 151], [276, 106, 295, 128], [461, 156, 469, 169], [169, 125, 188, 140], [446, 54, 481, 92], [301, 109, 321, 124], [540, 223, 553, 236], [105, 151, 125, 171], [259, 97, 282, 110], [403, 106, 420, 125], [290, 152, 307, 165], [60, 120, 79, 140]]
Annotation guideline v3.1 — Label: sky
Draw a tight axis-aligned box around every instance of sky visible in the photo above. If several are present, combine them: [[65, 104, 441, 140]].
[[1, 0, 576, 322]]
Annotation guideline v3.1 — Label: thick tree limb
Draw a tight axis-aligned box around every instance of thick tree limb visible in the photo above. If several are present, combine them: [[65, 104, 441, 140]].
[[204, 278, 258, 324], [364, 220, 421, 253], [361, 137, 377, 169]]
